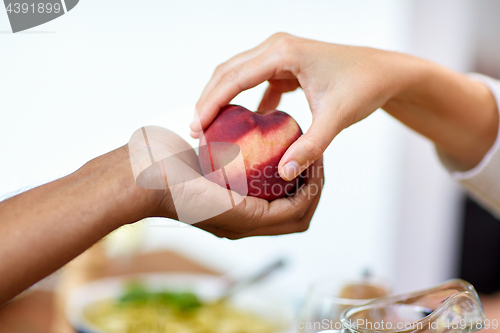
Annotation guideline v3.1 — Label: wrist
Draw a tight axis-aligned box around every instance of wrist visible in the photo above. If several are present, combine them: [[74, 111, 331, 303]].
[[383, 51, 432, 101], [383, 56, 499, 170], [77, 146, 175, 229]]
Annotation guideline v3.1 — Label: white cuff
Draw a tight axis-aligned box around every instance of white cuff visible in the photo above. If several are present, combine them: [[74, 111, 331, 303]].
[[438, 73, 500, 218]]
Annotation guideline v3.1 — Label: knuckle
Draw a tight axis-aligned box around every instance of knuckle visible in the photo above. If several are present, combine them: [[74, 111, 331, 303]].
[[223, 70, 240, 84], [214, 62, 228, 76], [267, 35, 301, 70], [274, 35, 297, 54], [301, 138, 324, 161], [270, 32, 291, 41]]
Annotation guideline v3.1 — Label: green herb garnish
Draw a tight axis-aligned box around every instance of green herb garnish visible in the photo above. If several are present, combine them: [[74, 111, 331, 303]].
[[118, 281, 203, 312]]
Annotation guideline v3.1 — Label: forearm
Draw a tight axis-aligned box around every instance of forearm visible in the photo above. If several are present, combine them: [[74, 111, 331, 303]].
[[383, 55, 499, 170], [0, 146, 158, 305]]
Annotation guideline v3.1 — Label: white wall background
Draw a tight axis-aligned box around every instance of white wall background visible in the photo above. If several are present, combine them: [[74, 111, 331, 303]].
[[0, 0, 470, 301], [392, 0, 473, 293]]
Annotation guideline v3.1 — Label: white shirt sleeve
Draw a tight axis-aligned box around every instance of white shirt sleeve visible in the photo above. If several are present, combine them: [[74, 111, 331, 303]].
[[438, 73, 500, 218]]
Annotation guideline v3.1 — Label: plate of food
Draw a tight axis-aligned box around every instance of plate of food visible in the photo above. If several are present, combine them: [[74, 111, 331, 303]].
[[66, 273, 291, 333]]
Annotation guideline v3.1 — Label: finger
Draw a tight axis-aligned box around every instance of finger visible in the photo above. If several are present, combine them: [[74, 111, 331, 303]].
[[196, 34, 290, 114], [240, 159, 323, 237], [258, 84, 283, 112], [191, 52, 279, 132], [278, 107, 341, 181], [248, 155, 324, 230], [197, 49, 262, 112], [258, 79, 301, 112], [197, 158, 324, 238], [197, 218, 309, 239], [195, 156, 324, 234], [190, 130, 201, 139], [242, 181, 322, 237], [255, 108, 276, 115]]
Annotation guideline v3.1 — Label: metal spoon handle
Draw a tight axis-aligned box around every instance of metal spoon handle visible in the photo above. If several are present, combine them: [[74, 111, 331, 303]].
[[218, 258, 286, 302]]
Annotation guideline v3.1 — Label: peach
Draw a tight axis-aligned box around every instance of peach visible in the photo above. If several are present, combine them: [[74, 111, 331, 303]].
[[198, 105, 303, 201]]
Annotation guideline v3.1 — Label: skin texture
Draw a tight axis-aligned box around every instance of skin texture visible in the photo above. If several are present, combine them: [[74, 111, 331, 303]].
[[0, 136, 324, 305], [199, 104, 303, 200], [0, 147, 162, 306], [191, 33, 499, 178]]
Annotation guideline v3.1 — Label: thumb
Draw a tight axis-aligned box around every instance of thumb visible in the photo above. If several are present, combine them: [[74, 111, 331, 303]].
[[278, 113, 339, 181]]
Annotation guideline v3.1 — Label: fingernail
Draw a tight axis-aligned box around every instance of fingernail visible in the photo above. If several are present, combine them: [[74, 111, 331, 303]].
[[282, 161, 300, 181]]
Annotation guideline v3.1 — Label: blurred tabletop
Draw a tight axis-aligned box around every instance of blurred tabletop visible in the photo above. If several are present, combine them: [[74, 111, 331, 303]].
[[0, 250, 217, 333]]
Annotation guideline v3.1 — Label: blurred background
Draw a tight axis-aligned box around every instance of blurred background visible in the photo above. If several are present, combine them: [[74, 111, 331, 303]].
[[1, 0, 499, 329]]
